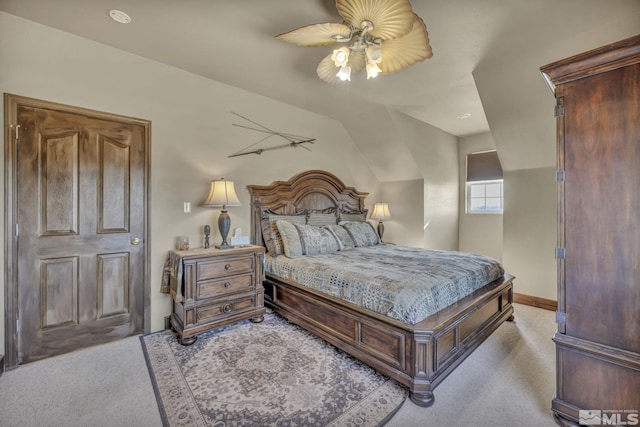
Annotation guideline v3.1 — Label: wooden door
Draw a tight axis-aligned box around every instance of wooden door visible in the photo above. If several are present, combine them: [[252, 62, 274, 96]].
[[10, 98, 148, 364]]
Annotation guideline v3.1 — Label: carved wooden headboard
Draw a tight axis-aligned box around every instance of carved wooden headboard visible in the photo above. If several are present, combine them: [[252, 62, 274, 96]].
[[247, 170, 369, 247]]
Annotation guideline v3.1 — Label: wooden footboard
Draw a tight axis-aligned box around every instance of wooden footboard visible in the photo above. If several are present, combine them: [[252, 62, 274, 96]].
[[264, 273, 514, 406]]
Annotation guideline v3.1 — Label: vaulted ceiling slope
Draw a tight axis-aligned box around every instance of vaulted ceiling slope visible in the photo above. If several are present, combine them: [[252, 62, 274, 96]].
[[1, 0, 638, 174]]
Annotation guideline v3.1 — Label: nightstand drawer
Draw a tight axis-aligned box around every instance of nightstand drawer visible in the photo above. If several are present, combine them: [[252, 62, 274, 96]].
[[196, 294, 256, 323], [197, 257, 253, 280], [197, 274, 254, 299]]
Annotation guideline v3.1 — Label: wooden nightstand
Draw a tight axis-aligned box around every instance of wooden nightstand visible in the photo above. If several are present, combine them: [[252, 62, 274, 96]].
[[169, 245, 265, 345]]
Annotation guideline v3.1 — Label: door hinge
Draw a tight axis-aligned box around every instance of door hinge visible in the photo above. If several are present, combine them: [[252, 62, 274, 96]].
[[556, 170, 565, 182], [9, 124, 20, 141], [554, 103, 565, 117], [556, 247, 566, 259], [16, 317, 20, 333], [556, 311, 566, 325], [15, 223, 19, 237]]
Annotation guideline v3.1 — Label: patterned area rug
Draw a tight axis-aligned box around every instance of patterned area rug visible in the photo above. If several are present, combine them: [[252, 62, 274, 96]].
[[141, 313, 407, 427]]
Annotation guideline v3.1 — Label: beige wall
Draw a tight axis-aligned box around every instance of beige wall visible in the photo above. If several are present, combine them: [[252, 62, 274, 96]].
[[458, 133, 503, 261], [0, 13, 382, 354], [503, 168, 557, 300], [377, 179, 424, 247], [458, 135, 557, 301], [389, 110, 459, 251]]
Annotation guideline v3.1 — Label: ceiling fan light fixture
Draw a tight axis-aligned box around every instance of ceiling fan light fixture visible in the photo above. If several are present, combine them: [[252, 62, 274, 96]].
[[336, 65, 352, 81], [331, 47, 351, 67], [366, 45, 383, 63], [277, 0, 432, 84], [366, 62, 381, 79]]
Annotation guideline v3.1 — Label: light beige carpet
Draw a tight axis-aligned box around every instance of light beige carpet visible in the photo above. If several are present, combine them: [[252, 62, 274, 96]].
[[0, 304, 557, 426]]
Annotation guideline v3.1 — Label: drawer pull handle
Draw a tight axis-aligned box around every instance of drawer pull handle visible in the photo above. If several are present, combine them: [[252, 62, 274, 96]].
[[224, 282, 232, 288], [222, 304, 233, 313], [225, 264, 232, 270]]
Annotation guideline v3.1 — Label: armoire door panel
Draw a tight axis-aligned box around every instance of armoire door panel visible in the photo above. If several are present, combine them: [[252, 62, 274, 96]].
[[562, 64, 640, 353]]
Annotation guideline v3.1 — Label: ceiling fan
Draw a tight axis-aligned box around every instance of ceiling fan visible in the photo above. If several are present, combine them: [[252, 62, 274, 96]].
[[276, 0, 433, 84]]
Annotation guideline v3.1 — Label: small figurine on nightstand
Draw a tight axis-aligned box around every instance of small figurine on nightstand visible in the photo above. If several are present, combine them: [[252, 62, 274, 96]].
[[203, 225, 211, 249]]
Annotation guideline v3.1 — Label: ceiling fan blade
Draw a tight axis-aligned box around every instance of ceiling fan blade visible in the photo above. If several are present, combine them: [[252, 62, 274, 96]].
[[316, 51, 366, 84], [276, 23, 352, 47], [336, 0, 414, 40], [380, 15, 433, 74], [316, 54, 343, 85]]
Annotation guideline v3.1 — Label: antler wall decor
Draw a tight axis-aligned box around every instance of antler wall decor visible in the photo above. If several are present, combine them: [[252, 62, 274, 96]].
[[228, 112, 316, 158]]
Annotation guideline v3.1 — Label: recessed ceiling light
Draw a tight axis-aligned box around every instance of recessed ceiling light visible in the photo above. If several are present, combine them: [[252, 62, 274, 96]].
[[109, 9, 131, 24], [456, 113, 472, 119]]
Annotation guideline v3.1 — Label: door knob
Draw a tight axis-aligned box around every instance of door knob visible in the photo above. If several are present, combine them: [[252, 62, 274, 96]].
[[131, 237, 142, 245]]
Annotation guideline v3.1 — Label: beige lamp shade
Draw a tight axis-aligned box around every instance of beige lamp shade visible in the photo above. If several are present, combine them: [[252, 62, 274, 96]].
[[371, 202, 391, 221], [371, 202, 391, 241], [203, 179, 241, 207], [203, 178, 241, 249]]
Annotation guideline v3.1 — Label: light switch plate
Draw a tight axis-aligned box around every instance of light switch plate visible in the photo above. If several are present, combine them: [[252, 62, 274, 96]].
[[183, 202, 191, 213]]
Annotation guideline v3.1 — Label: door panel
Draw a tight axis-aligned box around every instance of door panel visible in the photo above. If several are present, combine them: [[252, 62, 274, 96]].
[[41, 257, 79, 328], [41, 132, 79, 235], [15, 103, 147, 364], [97, 252, 130, 318], [99, 137, 130, 232]]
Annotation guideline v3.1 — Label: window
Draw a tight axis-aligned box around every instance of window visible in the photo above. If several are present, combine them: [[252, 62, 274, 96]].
[[466, 150, 503, 214], [467, 180, 503, 213]]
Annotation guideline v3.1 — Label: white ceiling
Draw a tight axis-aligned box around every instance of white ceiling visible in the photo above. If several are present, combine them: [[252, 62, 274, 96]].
[[1, 0, 639, 169]]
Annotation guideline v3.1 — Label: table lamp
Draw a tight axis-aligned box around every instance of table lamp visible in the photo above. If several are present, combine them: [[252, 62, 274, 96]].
[[203, 178, 241, 249], [370, 202, 391, 241]]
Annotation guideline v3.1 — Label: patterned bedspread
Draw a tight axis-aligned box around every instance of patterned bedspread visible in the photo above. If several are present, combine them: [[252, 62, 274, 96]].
[[265, 244, 505, 325]]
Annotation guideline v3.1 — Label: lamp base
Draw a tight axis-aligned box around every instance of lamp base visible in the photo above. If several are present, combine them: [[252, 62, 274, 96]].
[[377, 220, 385, 241], [215, 244, 235, 250], [217, 209, 234, 250]]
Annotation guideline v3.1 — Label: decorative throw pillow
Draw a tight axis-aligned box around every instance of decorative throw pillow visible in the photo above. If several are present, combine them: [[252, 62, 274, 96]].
[[306, 212, 338, 227], [275, 220, 304, 258], [261, 212, 306, 255], [339, 210, 367, 222], [321, 224, 355, 249], [294, 223, 343, 256], [340, 221, 380, 247]]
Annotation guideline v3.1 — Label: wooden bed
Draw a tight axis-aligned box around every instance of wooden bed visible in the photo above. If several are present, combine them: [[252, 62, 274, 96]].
[[248, 170, 514, 406]]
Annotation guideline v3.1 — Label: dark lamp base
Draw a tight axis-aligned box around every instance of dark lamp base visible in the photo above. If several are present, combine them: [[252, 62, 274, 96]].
[[377, 220, 385, 240], [217, 209, 234, 250], [215, 244, 235, 250]]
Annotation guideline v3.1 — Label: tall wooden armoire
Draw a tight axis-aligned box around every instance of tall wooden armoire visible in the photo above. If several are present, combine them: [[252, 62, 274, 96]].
[[540, 35, 640, 426]]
